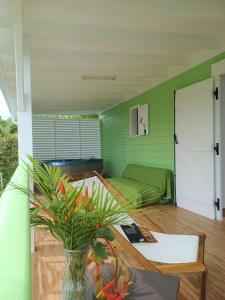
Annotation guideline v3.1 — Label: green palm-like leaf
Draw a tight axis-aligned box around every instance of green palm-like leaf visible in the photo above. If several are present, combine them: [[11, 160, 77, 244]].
[[11, 156, 136, 253]]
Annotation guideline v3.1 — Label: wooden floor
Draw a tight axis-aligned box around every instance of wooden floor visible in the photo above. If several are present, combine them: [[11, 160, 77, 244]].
[[32, 204, 225, 300]]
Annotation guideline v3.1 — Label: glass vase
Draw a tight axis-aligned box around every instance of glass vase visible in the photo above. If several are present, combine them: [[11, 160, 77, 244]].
[[62, 248, 92, 300]]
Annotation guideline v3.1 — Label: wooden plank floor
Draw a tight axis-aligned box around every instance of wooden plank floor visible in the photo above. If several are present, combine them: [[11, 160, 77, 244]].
[[32, 204, 225, 300]]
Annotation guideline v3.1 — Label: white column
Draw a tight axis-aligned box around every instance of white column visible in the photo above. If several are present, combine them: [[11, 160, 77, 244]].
[[16, 35, 35, 252], [12, 1, 35, 252], [12, 0, 32, 161], [17, 35, 33, 162]]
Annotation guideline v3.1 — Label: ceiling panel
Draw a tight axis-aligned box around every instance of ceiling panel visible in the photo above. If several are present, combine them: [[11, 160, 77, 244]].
[[1, 0, 225, 116]]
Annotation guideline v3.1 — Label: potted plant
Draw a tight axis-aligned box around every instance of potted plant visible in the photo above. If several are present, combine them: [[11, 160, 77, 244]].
[[13, 157, 135, 300]]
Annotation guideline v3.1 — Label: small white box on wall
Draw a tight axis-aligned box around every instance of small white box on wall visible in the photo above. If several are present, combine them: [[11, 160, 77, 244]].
[[129, 103, 149, 137]]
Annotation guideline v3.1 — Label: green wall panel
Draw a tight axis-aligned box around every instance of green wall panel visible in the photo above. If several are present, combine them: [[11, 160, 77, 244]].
[[100, 52, 225, 177]]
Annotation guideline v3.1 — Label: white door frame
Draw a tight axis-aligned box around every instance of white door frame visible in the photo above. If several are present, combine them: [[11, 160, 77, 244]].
[[212, 58, 225, 220]]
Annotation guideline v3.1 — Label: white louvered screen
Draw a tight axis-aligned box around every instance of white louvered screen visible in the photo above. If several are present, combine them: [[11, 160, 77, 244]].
[[32, 116, 101, 162], [32, 117, 55, 161], [80, 120, 101, 159], [55, 120, 80, 159]]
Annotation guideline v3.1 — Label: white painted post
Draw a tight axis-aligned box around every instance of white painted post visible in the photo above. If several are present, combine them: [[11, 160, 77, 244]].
[[17, 35, 33, 162], [12, 0, 35, 253], [16, 35, 35, 252]]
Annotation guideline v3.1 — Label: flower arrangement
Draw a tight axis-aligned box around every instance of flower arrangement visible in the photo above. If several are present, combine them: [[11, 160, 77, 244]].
[[12, 156, 135, 299]]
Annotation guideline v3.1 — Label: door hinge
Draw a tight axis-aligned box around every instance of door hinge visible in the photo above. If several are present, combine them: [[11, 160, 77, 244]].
[[214, 87, 219, 100], [214, 143, 219, 155], [215, 198, 220, 211]]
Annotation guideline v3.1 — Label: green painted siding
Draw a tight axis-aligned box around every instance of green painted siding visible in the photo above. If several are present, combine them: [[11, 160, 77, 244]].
[[100, 52, 225, 177]]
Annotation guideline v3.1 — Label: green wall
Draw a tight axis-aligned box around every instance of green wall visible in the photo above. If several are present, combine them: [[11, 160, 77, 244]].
[[100, 52, 225, 177]]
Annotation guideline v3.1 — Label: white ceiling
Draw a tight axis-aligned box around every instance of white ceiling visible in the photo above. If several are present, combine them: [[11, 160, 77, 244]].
[[1, 0, 225, 116]]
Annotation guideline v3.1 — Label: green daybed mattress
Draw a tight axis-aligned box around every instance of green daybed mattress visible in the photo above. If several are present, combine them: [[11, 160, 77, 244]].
[[107, 164, 173, 207]]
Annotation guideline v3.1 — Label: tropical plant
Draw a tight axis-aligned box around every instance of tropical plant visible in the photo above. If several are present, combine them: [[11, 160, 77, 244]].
[[12, 156, 134, 257], [12, 156, 138, 299]]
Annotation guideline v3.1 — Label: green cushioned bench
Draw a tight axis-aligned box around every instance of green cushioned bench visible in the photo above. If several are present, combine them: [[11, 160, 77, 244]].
[[107, 164, 173, 207]]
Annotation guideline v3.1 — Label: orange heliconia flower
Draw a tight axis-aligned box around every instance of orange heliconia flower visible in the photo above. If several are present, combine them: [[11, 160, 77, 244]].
[[30, 200, 41, 208], [95, 264, 101, 281], [115, 296, 124, 300], [101, 279, 115, 292], [104, 293, 116, 299], [75, 187, 94, 211], [83, 186, 89, 205], [75, 194, 82, 207], [88, 203, 94, 211], [58, 179, 65, 195]]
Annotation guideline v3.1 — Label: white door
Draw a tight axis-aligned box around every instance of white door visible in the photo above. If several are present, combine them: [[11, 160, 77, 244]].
[[212, 58, 225, 220], [214, 74, 225, 220], [175, 78, 216, 219]]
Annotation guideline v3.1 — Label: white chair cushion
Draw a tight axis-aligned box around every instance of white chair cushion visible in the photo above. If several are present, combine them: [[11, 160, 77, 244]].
[[72, 177, 199, 264]]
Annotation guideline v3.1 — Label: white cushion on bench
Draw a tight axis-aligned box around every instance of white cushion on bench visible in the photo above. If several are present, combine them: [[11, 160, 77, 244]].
[[115, 225, 199, 264], [72, 176, 199, 264]]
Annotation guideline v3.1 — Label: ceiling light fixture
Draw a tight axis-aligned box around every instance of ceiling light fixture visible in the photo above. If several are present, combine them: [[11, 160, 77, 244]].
[[82, 75, 116, 80]]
